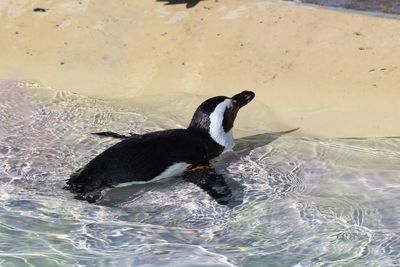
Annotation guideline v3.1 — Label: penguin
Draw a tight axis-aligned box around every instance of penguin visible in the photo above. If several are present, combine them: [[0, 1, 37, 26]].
[[64, 90, 255, 203]]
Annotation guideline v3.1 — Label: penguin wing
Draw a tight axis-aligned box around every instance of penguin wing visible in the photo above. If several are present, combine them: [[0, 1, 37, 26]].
[[182, 164, 233, 206]]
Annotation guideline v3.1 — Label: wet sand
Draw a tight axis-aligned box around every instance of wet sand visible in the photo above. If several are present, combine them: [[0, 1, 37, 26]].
[[1, 0, 400, 137]]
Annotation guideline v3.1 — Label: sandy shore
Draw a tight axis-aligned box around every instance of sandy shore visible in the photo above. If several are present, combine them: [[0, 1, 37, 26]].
[[1, 0, 400, 137]]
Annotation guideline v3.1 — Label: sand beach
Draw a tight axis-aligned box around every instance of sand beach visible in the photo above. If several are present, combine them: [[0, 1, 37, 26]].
[[1, 0, 400, 137]]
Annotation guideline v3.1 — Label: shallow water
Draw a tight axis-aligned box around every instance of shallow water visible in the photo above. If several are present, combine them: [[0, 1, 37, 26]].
[[1, 81, 399, 266]]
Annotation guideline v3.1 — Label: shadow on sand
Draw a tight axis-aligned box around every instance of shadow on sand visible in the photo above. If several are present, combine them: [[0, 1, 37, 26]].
[[156, 0, 202, 8]]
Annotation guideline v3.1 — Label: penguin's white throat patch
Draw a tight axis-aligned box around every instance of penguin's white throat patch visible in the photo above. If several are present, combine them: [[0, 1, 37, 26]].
[[209, 99, 234, 151]]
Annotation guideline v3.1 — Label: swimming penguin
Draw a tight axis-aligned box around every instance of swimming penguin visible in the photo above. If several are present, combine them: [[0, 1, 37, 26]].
[[64, 91, 255, 203]]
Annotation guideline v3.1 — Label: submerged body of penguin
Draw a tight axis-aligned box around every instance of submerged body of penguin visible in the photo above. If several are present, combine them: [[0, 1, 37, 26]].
[[64, 91, 255, 203]]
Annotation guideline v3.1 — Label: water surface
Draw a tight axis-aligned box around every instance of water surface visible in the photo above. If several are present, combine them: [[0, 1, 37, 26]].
[[0, 81, 399, 266]]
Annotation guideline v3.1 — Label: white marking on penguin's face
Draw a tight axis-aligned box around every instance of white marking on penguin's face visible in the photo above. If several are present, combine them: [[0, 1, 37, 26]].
[[114, 162, 189, 187], [209, 99, 235, 152], [189, 91, 254, 152]]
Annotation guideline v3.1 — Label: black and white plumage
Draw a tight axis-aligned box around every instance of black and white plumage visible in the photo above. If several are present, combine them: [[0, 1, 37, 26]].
[[64, 91, 255, 203]]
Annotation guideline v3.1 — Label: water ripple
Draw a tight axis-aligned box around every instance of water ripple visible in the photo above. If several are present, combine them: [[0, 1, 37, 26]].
[[0, 81, 399, 266]]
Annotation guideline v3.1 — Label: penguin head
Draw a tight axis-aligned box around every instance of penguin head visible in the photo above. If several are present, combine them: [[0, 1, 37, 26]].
[[188, 90, 255, 151]]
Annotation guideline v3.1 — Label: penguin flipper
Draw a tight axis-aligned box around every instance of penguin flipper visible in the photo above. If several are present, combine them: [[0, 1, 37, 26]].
[[73, 188, 109, 203], [64, 167, 112, 203], [183, 165, 232, 205], [91, 131, 141, 139]]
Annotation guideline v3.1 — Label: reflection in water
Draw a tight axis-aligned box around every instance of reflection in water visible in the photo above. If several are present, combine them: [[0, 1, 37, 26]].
[[1, 81, 400, 266]]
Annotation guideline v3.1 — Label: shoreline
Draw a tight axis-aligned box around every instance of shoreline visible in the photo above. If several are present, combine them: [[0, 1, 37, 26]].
[[1, 0, 400, 138]]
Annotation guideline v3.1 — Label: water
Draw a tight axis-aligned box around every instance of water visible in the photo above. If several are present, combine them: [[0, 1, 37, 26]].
[[1, 80, 400, 266]]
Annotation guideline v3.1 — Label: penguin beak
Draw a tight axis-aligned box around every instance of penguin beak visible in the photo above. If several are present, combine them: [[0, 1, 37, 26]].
[[231, 90, 255, 109]]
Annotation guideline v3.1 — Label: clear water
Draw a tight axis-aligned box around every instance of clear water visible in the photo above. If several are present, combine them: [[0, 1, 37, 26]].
[[1, 81, 399, 266]]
